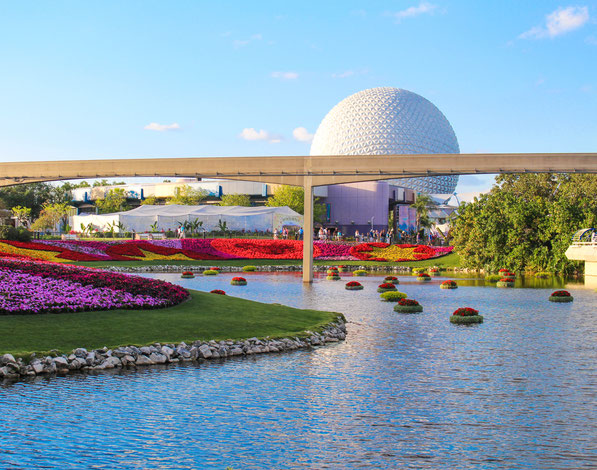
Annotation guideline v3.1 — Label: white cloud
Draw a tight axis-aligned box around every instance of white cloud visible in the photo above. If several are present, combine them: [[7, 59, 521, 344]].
[[292, 127, 314, 143], [238, 128, 282, 143], [144, 122, 180, 132], [271, 71, 299, 80], [332, 70, 355, 79], [233, 33, 263, 48], [392, 2, 437, 21], [520, 6, 589, 39]]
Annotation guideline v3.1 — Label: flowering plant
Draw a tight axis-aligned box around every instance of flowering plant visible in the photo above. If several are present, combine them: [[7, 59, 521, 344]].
[[499, 268, 509, 273], [418, 273, 431, 278], [398, 298, 419, 306], [452, 307, 479, 316], [500, 278, 515, 282], [345, 281, 362, 287], [550, 290, 571, 297], [384, 276, 398, 282], [441, 280, 457, 287], [210, 289, 226, 295], [378, 283, 395, 289], [232, 277, 246, 282], [182, 271, 194, 276]]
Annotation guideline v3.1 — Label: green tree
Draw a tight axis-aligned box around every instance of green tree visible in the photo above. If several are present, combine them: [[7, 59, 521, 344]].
[[266, 185, 326, 222], [167, 185, 208, 205], [0, 183, 54, 218], [11, 206, 32, 226], [451, 173, 597, 274], [30, 202, 71, 232], [95, 188, 130, 214], [219, 194, 252, 206]]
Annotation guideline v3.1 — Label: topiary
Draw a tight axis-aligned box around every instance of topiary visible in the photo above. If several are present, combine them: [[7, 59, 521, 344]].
[[380, 291, 407, 302], [440, 280, 458, 289], [203, 269, 218, 276], [548, 290, 573, 302], [450, 307, 483, 324], [231, 276, 247, 286], [242, 265, 257, 272], [353, 270, 368, 276], [393, 298, 423, 313]]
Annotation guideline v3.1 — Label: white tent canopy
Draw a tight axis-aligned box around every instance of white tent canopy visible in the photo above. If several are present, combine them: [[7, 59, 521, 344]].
[[71, 205, 303, 233]]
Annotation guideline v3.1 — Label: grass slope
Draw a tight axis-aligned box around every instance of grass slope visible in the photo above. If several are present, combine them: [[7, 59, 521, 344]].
[[69, 253, 461, 269], [0, 290, 339, 357]]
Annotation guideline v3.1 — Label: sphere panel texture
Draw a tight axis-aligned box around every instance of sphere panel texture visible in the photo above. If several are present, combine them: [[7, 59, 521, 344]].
[[310, 87, 460, 193]]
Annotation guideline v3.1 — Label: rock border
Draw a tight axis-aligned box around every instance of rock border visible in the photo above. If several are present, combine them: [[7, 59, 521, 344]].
[[0, 318, 346, 381]]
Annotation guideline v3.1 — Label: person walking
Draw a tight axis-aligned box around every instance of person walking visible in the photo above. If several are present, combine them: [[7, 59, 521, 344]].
[[298, 227, 304, 240]]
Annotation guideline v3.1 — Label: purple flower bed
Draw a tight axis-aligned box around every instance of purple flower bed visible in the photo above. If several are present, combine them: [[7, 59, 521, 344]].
[[0, 259, 189, 315], [0, 271, 170, 314], [37, 240, 114, 260]]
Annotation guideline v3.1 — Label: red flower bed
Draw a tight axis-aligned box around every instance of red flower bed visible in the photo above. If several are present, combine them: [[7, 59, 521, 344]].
[[551, 290, 571, 297], [398, 298, 419, 306], [500, 277, 515, 282], [182, 271, 193, 276], [210, 289, 226, 295], [499, 268, 509, 273], [418, 273, 431, 278], [384, 276, 398, 281], [210, 267, 221, 271], [212, 239, 322, 259], [345, 281, 362, 287], [378, 283, 395, 289], [232, 277, 246, 282], [441, 280, 457, 286], [452, 307, 479, 316]]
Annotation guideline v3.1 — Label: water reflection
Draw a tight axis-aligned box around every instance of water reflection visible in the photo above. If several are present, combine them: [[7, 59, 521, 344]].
[[1, 272, 596, 469]]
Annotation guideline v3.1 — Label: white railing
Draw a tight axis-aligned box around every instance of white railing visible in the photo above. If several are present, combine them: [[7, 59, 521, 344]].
[[571, 241, 597, 246]]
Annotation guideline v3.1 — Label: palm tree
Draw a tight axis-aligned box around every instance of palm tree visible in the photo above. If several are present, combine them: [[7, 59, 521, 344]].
[[410, 193, 436, 236]]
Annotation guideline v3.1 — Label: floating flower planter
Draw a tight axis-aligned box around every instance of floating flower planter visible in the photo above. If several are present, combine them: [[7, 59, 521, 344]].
[[394, 298, 423, 313], [326, 274, 341, 280], [380, 291, 407, 302], [496, 277, 515, 288], [450, 307, 483, 324], [377, 282, 397, 293], [338, 265, 349, 273], [210, 289, 226, 295], [353, 270, 368, 276], [384, 276, 399, 284], [242, 265, 257, 272], [429, 268, 440, 275], [440, 280, 458, 289], [412, 267, 426, 276], [210, 267, 222, 271], [549, 290, 573, 302], [203, 269, 218, 276], [230, 276, 247, 286], [345, 281, 363, 291], [181, 271, 195, 279], [417, 273, 431, 282], [326, 267, 339, 275], [498, 268, 510, 273]]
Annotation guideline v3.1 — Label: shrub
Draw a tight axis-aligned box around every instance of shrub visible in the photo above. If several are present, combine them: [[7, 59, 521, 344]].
[[384, 276, 399, 284], [485, 274, 502, 283], [412, 267, 426, 274], [181, 271, 195, 278], [377, 283, 397, 293], [242, 265, 257, 272], [210, 289, 226, 295], [394, 298, 423, 313], [231, 276, 247, 286], [450, 307, 483, 324], [417, 273, 431, 281], [535, 272, 551, 278], [440, 280, 458, 289], [326, 274, 341, 280], [380, 291, 407, 302], [345, 281, 363, 290], [0, 225, 30, 242], [203, 269, 218, 276], [353, 270, 368, 276], [549, 290, 573, 302]]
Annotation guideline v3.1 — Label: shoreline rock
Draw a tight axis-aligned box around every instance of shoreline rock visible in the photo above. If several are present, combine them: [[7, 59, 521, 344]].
[[0, 318, 347, 382]]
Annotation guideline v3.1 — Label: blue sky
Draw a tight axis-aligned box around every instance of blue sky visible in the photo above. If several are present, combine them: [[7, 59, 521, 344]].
[[1, 1, 596, 193]]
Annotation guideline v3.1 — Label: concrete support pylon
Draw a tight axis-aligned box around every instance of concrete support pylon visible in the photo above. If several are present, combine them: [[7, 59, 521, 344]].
[[302, 180, 314, 283]]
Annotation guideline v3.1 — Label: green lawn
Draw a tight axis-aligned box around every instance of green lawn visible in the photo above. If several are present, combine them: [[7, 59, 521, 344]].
[[0, 290, 340, 357], [69, 252, 461, 269]]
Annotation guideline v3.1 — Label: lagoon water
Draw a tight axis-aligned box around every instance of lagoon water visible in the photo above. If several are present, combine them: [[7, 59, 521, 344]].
[[1, 272, 596, 469]]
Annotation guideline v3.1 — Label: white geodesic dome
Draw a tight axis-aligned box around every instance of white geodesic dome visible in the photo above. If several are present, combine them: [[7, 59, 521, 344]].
[[310, 87, 460, 193]]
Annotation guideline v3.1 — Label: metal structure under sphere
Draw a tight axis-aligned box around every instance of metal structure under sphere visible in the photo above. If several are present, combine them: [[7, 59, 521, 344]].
[[310, 87, 460, 193]]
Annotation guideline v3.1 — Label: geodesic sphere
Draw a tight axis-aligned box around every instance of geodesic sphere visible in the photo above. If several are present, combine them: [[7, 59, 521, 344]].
[[310, 87, 460, 193]]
